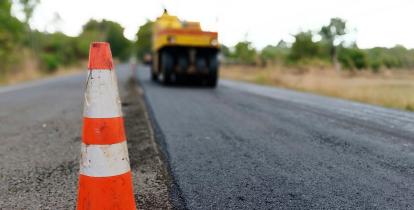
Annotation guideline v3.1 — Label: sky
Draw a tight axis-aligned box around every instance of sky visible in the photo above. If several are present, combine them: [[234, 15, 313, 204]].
[[12, 0, 414, 49]]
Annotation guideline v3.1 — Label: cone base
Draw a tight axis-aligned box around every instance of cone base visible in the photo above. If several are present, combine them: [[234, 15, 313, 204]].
[[77, 171, 136, 210]]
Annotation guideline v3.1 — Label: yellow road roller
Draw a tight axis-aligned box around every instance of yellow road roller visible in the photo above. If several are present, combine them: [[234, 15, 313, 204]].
[[152, 10, 220, 87]]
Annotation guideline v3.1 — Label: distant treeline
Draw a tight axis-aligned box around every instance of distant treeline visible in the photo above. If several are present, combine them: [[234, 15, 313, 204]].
[[0, 0, 132, 80], [221, 18, 414, 71], [2, 0, 414, 82], [133, 18, 414, 72], [29, 20, 131, 72]]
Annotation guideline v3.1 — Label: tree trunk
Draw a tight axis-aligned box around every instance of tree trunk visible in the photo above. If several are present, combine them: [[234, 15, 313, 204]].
[[332, 46, 340, 72]]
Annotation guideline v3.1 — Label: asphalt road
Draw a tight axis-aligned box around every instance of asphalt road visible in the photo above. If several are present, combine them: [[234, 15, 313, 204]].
[[137, 66, 414, 209], [0, 66, 133, 209], [1, 64, 414, 209]]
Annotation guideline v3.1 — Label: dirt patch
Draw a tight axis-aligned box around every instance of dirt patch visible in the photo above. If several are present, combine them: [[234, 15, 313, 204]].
[[121, 78, 173, 209]]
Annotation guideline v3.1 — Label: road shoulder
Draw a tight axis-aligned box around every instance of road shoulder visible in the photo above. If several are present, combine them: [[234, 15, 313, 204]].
[[122, 77, 173, 209]]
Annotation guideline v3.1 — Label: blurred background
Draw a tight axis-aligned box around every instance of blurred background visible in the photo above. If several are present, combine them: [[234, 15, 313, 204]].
[[1, 0, 414, 110]]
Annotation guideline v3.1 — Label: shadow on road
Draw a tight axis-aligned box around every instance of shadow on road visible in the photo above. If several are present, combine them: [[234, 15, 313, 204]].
[[154, 77, 218, 89]]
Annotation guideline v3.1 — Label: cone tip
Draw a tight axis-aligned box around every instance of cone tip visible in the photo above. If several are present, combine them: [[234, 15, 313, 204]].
[[88, 42, 113, 70]]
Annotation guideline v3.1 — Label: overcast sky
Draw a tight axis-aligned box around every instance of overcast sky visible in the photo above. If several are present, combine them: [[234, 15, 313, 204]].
[[12, 0, 414, 49]]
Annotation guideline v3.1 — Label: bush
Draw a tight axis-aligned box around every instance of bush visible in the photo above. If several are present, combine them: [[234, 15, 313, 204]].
[[81, 19, 132, 61], [289, 31, 324, 62], [40, 53, 59, 72], [338, 47, 368, 70], [233, 41, 257, 65], [260, 41, 290, 65], [0, 0, 25, 75], [370, 60, 381, 72]]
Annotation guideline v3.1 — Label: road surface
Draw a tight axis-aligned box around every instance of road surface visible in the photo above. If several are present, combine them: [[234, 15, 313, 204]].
[[0, 71, 86, 209], [0, 65, 173, 209], [137, 66, 414, 209], [1, 64, 413, 209]]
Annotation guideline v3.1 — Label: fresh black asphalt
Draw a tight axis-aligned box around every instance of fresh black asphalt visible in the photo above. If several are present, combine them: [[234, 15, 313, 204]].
[[137, 65, 414, 209]]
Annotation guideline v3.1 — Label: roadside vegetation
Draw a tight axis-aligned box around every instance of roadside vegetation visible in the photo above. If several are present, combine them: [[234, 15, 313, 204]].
[[219, 18, 414, 111], [222, 18, 414, 72], [2, 0, 413, 111], [221, 66, 414, 111], [0, 0, 131, 84]]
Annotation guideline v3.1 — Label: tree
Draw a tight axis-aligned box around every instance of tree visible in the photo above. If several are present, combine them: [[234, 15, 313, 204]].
[[106, 22, 131, 61], [0, 0, 25, 74], [220, 45, 231, 58], [18, 0, 39, 25], [233, 41, 256, 64], [338, 46, 368, 70], [0, 0, 24, 43], [319, 18, 347, 70], [18, 0, 39, 50], [289, 31, 320, 61], [80, 19, 131, 61], [260, 40, 289, 65], [135, 20, 153, 60]]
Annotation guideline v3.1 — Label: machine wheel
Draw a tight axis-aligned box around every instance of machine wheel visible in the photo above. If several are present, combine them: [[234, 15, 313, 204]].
[[159, 51, 173, 85], [209, 55, 219, 71], [206, 55, 218, 87], [159, 69, 171, 85], [151, 72, 158, 81], [206, 71, 218, 87]]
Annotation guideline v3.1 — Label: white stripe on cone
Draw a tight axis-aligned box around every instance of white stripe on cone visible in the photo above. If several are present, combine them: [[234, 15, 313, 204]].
[[84, 70, 122, 118], [80, 141, 131, 177]]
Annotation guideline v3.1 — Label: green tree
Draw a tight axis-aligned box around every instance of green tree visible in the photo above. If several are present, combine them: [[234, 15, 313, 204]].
[[319, 18, 347, 70], [365, 45, 414, 70], [289, 31, 320, 61], [80, 19, 131, 61], [233, 41, 256, 64], [260, 40, 289, 65], [135, 20, 153, 60], [106, 24, 131, 61], [81, 19, 106, 40], [0, 0, 25, 74], [18, 0, 40, 50], [18, 0, 39, 25], [387, 45, 409, 68], [338, 46, 368, 70], [22, 30, 79, 72], [220, 44, 231, 58]]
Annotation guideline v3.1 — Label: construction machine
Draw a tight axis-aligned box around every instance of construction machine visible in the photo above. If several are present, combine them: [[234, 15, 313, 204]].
[[151, 10, 220, 87]]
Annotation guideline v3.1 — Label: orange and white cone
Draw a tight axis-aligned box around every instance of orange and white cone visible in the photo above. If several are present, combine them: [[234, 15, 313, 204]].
[[77, 42, 136, 210]]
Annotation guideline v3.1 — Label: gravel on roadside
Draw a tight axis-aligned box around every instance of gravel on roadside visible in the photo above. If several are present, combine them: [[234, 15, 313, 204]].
[[122, 77, 173, 209]]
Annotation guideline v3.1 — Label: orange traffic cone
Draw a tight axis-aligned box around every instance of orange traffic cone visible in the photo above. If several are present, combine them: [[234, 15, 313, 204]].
[[77, 42, 136, 210]]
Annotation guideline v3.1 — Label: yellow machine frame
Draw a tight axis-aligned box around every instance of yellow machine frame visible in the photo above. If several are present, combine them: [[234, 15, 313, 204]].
[[152, 11, 219, 52]]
